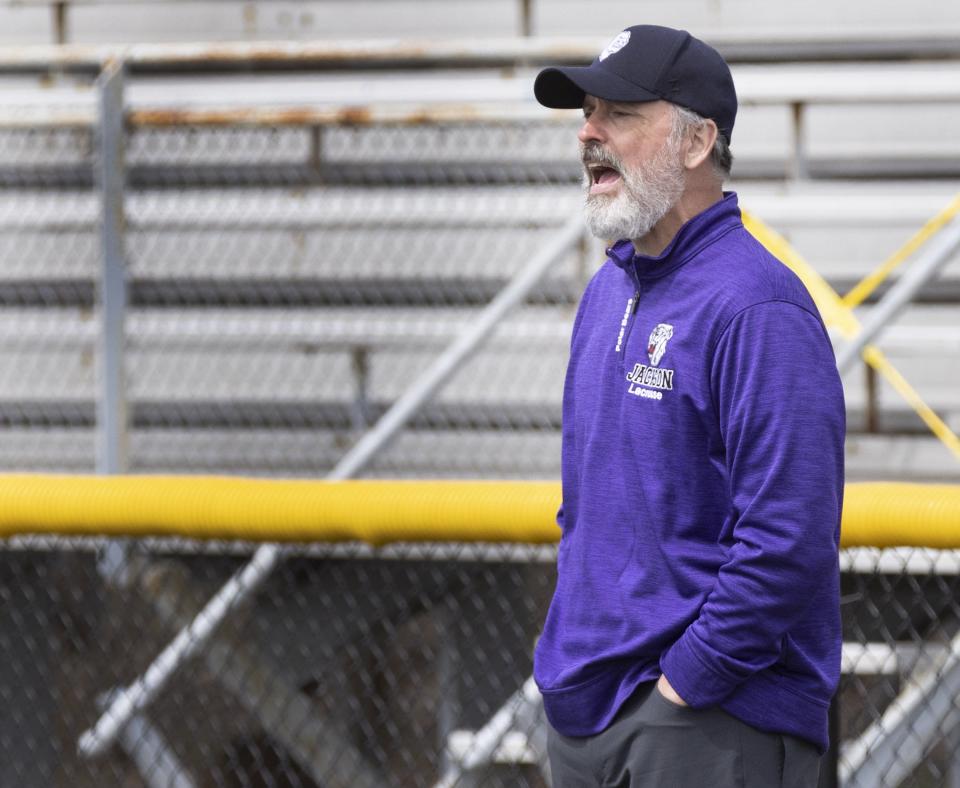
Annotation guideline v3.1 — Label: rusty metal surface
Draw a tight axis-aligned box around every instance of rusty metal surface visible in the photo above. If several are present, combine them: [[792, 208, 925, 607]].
[[1, 31, 960, 73], [0, 38, 607, 72], [127, 104, 569, 128]]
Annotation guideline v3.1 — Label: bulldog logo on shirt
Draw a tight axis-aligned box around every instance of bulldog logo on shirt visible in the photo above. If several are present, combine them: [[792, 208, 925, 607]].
[[626, 322, 676, 402], [647, 323, 674, 366]]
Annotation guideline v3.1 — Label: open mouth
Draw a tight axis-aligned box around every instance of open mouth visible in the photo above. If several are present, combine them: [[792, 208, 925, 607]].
[[586, 163, 622, 195]]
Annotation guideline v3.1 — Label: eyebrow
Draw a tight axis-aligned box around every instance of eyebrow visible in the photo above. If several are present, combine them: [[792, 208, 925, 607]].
[[583, 99, 638, 113]]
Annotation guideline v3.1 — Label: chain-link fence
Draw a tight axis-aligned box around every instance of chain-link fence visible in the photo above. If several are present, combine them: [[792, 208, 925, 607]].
[[0, 87, 102, 469], [1, 42, 960, 788], [120, 125, 585, 478], [1, 78, 595, 477], [2, 54, 960, 480], [1, 539, 960, 787], [838, 548, 960, 788]]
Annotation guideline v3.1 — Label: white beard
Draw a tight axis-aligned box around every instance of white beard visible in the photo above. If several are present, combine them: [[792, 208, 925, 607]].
[[582, 137, 686, 243]]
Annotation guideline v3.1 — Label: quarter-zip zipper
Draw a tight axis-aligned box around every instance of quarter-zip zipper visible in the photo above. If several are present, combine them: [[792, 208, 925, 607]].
[[616, 282, 641, 371]]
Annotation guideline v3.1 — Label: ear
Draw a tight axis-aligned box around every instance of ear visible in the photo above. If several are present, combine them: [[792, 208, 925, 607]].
[[684, 119, 718, 170]]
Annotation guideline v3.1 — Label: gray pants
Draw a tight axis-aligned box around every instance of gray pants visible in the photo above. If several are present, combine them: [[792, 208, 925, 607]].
[[546, 681, 821, 788]]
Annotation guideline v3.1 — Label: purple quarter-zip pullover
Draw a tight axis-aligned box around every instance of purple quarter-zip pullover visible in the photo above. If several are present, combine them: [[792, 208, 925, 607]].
[[534, 192, 845, 752]]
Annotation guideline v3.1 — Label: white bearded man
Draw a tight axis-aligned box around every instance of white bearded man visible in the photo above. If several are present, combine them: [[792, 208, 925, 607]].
[[532, 25, 845, 788]]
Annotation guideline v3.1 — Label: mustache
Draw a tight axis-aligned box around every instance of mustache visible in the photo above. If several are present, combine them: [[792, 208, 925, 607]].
[[581, 144, 624, 171]]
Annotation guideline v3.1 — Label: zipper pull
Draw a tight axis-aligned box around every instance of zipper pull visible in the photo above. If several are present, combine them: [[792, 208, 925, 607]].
[[632, 290, 640, 313]]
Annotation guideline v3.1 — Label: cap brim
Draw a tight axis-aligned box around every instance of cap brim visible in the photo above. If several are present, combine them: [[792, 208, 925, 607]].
[[534, 65, 660, 109]]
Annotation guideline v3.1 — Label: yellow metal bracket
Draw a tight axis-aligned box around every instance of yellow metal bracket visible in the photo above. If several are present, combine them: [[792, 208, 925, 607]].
[[742, 210, 960, 462], [842, 192, 960, 309]]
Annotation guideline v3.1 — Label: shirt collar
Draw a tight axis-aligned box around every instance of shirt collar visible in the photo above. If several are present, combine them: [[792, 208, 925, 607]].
[[606, 191, 742, 279]]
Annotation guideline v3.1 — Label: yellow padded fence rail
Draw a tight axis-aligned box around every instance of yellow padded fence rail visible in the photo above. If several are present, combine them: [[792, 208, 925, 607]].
[[0, 475, 957, 549], [0, 475, 562, 545]]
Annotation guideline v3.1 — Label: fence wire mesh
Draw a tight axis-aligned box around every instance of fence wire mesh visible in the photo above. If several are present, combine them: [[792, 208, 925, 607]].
[[1, 58, 959, 788], [0, 109, 596, 478], [0, 104, 99, 469], [3, 80, 960, 480], [122, 118, 586, 478], [0, 541, 959, 787]]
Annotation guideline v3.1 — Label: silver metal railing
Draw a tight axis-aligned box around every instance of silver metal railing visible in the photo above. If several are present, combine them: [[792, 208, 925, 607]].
[[836, 215, 960, 376]]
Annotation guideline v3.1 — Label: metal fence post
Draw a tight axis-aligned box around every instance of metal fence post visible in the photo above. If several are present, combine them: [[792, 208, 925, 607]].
[[95, 57, 129, 477]]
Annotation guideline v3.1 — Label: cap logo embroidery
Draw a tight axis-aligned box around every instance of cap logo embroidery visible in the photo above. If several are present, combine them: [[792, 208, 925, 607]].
[[599, 31, 630, 61]]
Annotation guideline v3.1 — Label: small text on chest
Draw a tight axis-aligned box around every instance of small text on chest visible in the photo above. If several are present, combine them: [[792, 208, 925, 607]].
[[626, 362, 674, 401]]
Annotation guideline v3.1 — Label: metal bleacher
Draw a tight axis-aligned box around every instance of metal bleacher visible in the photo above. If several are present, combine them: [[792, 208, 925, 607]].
[[0, 8, 959, 482]]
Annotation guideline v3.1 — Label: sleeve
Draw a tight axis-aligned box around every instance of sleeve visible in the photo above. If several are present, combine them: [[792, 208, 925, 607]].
[[659, 300, 845, 708]]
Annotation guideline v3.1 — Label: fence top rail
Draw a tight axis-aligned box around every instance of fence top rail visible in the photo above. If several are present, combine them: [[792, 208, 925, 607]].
[[126, 63, 960, 116], [2, 30, 960, 73], [0, 475, 955, 548], [4, 65, 960, 129], [3, 311, 960, 354], [0, 311, 575, 349]]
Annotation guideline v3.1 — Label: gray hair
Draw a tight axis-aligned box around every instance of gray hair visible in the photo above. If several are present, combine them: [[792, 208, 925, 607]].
[[671, 105, 733, 180]]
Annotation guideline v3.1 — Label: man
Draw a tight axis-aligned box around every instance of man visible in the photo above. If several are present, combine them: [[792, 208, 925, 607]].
[[532, 25, 845, 787]]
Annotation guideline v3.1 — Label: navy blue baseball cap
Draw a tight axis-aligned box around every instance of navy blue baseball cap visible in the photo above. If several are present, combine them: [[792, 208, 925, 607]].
[[534, 25, 737, 144]]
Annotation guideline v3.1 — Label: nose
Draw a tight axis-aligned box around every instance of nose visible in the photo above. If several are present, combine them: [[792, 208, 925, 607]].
[[578, 114, 605, 145]]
